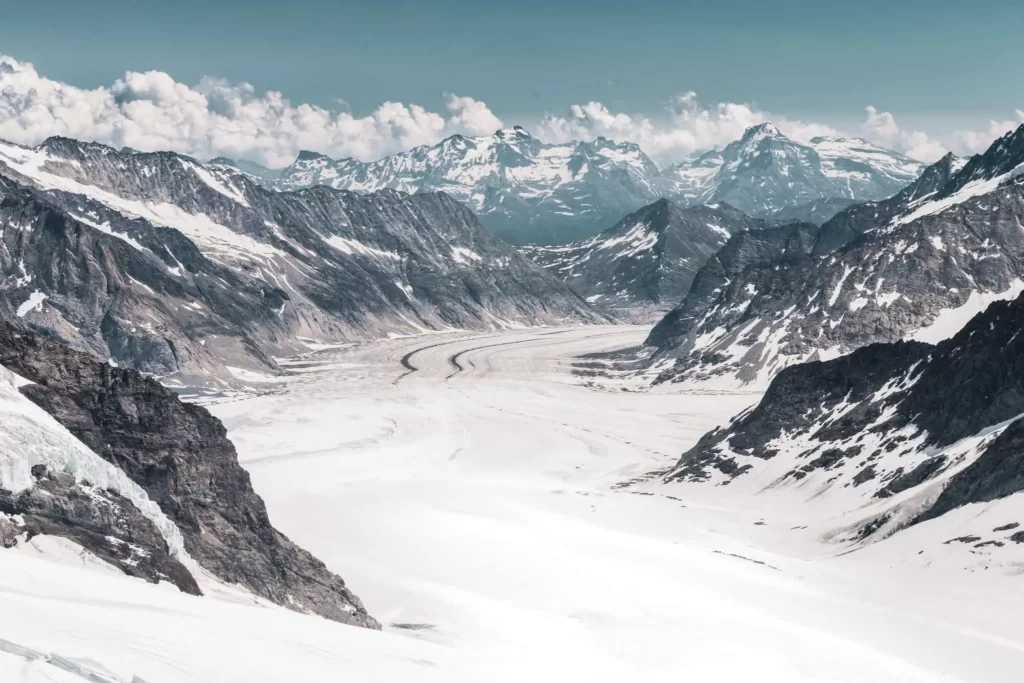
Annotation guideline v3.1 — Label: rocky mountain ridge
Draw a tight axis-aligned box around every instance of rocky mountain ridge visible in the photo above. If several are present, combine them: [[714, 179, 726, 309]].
[[644, 124, 1024, 390], [0, 136, 602, 386], [657, 122, 924, 221], [263, 123, 924, 244], [521, 199, 765, 320], [0, 320, 378, 628], [272, 126, 663, 244]]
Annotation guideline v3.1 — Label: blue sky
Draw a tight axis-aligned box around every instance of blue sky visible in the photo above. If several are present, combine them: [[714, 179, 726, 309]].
[[0, 0, 1021, 165]]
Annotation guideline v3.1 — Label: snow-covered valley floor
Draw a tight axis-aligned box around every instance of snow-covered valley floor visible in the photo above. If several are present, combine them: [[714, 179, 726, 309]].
[[3, 325, 1023, 682]]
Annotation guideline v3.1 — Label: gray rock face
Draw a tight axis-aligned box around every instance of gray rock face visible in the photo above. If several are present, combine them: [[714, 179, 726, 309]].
[[763, 197, 859, 227], [521, 200, 764, 319], [0, 136, 602, 384], [661, 123, 925, 218], [667, 290, 1024, 540], [272, 127, 666, 244], [646, 125, 1024, 389], [0, 321, 379, 629], [647, 221, 820, 353], [919, 420, 1024, 524], [0, 465, 200, 594]]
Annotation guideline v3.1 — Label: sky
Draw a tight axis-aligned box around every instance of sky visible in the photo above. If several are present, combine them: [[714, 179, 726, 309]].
[[0, 0, 1021, 167]]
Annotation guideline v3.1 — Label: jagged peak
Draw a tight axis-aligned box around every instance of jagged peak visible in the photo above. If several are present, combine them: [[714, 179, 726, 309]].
[[992, 122, 1024, 149], [493, 125, 532, 140], [39, 136, 202, 165], [40, 135, 116, 155], [742, 121, 786, 141], [941, 122, 1024, 192], [296, 149, 330, 162]]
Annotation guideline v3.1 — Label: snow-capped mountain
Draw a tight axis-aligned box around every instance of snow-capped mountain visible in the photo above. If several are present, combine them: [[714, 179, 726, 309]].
[[268, 123, 922, 244], [0, 321, 378, 627], [521, 199, 765, 319], [645, 124, 1024, 389], [0, 136, 603, 385], [812, 151, 967, 252], [272, 127, 665, 244], [661, 122, 926, 220], [667, 289, 1024, 561]]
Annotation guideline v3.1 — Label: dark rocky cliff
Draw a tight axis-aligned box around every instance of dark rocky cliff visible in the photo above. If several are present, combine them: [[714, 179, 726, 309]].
[[0, 320, 378, 628]]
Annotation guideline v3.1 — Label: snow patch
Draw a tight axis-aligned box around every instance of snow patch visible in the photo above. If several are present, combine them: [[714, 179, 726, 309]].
[[451, 247, 483, 264], [325, 236, 402, 261], [15, 291, 46, 317], [911, 279, 1024, 344]]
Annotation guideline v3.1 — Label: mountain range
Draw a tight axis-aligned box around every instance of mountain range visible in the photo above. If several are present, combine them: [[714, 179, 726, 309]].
[[644, 123, 1024, 389], [228, 123, 925, 244], [668, 286, 1024, 560], [0, 136, 602, 386], [521, 199, 766, 320]]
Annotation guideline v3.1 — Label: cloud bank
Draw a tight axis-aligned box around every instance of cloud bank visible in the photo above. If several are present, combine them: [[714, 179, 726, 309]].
[[0, 55, 501, 167], [0, 53, 1019, 168]]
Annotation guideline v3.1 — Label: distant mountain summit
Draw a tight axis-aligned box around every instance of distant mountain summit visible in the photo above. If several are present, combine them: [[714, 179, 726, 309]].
[[264, 123, 925, 244], [661, 122, 926, 219], [272, 127, 665, 244]]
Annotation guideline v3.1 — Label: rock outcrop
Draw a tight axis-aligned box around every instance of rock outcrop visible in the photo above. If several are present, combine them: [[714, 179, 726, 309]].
[[0, 320, 379, 628], [522, 200, 764, 319]]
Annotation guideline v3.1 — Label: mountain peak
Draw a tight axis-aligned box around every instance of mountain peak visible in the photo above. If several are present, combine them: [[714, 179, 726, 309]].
[[494, 126, 532, 140], [941, 122, 1024, 193], [296, 149, 330, 162], [987, 122, 1024, 159], [742, 121, 785, 141]]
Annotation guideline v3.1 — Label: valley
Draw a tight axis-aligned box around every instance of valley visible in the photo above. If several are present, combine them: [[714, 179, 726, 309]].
[[3, 322, 1024, 682], [191, 329, 1024, 679], [1, 34, 1023, 682]]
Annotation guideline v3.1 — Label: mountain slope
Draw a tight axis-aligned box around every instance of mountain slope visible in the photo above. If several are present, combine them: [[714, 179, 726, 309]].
[[273, 127, 665, 244], [0, 321, 377, 627], [646, 124, 1024, 389], [667, 290, 1024, 562], [763, 197, 860, 226], [0, 136, 602, 384], [812, 152, 966, 252], [662, 123, 925, 219], [521, 200, 764, 319]]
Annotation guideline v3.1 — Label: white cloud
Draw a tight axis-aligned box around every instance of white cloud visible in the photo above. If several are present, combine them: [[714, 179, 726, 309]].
[[536, 92, 847, 165], [862, 105, 1024, 162], [863, 105, 947, 161], [0, 54, 470, 167], [444, 94, 504, 136], [948, 111, 1024, 155], [0, 53, 1019, 170], [536, 93, 764, 164]]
